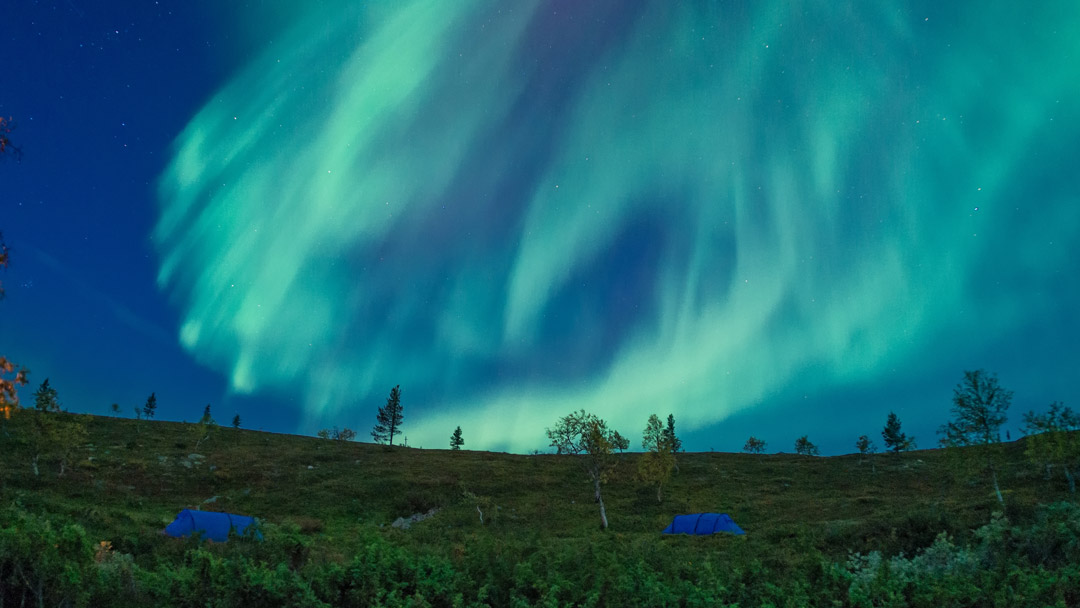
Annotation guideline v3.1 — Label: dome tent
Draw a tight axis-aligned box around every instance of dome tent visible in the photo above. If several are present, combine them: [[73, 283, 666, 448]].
[[163, 509, 262, 542], [662, 513, 745, 535]]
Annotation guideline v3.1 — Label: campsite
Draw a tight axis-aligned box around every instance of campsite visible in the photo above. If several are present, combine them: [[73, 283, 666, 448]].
[[1, 412, 1078, 606]]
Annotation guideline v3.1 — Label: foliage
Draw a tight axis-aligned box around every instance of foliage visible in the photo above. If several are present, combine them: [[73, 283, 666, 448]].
[[546, 409, 623, 528], [318, 427, 356, 441], [881, 411, 914, 453], [450, 426, 464, 450], [142, 392, 157, 419], [662, 413, 682, 453], [22, 409, 88, 476], [1023, 402, 1080, 493], [794, 435, 820, 456], [844, 504, 1080, 607], [939, 369, 1012, 505], [34, 377, 61, 411], [743, 436, 767, 454], [0, 116, 20, 160], [0, 355, 28, 418], [856, 435, 877, 456], [638, 414, 675, 502], [189, 404, 218, 450], [233, 414, 242, 429], [371, 385, 403, 445]]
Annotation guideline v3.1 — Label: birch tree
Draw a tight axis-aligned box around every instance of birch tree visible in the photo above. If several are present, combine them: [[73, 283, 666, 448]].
[[546, 409, 622, 529], [939, 369, 1011, 505]]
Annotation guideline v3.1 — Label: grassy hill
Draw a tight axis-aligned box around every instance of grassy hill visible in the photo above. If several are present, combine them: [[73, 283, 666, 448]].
[[1, 412, 1077, 607]]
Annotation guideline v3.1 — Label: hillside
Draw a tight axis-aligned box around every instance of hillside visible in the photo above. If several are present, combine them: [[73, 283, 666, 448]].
[[1, 412, 1077, 607]]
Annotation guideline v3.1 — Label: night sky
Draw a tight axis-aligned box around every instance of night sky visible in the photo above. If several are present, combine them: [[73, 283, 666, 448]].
[[3, 1, 1078, 454]]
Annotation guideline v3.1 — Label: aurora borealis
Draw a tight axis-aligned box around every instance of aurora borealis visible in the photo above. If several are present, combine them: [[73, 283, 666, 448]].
[[4, 1, 1079, 453]]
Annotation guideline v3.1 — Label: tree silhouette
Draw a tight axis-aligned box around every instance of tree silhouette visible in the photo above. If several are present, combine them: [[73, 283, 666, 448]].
[[939, 370, 1012, 505], [450, 426, 464, 450], [371, 385, 403, 445], [882, 412, 915, 453], [743, 436, 767, 454], [142, 393, 157, 419], [794, 435, 820, 456]]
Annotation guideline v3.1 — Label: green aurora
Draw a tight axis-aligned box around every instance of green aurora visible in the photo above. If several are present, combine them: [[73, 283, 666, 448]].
[[155, 1, 1080, 451]]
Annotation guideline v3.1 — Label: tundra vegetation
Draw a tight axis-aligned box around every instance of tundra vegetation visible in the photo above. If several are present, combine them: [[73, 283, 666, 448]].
[[0, 372, 1078, 606]]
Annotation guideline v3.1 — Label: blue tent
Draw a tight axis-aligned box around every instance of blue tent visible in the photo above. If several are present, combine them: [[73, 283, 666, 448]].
[[662, 513, 745, 535], [163, 509, 262, 542]]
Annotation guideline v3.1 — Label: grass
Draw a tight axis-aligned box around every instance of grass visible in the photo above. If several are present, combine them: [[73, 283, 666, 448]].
[[1, 411, 1069, 562]]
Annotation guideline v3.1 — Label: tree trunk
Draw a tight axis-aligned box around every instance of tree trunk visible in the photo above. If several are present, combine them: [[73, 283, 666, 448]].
[[58, 458, 65, 477], [656, 481, 663, 503], [593, 477, 608, 529], [31, 454, 39, 477], [991, 467, 1004, 505], [1065, 465, 1076, 494]]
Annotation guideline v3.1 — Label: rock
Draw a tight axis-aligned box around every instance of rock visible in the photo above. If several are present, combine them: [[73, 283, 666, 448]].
[[181, 460, 193, 469], [202, 495, 220, 504], [307, 465, 314, 470], [392, 508, 439, 530]]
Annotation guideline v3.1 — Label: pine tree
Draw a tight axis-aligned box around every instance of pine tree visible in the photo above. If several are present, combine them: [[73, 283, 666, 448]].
[[662, 414, 682, 453], [232, 414, 241, 429], [110, 403, 120, 415], [450, 426, 464, 450], [200, 404, 214, 425], [33, 378, 60, 412], [882, 411, 915, 453], [371, 385, 403, 445], [142, 392, 157, 419]]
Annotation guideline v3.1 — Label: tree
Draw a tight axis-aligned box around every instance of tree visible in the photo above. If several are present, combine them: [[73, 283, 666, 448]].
[[142, 393, 157, 420], [371, 385, 403, 445], [0, 356, 28, 421], [0, 116, 21, 160], [232, 414, 241, 429], [794, 435, 820, 456], [33, 378, 60, 412], [23, 381, 85, 476], [611, 430, 630, 453], [1, 128, 28, 419], [546, 409, 622, 529], [662, 414, 682, 453], [450, 426, 464, 450], [318, 427, 356, 441], [662, 413, 682, 472], [639, 414, 675, 502], [939, 369, 1012, 505], [187, 404, 217, 451], [1023, 402, 1080, 493], [27, 379, 64, 476], [110, 403, 120, 415], [882, 412, 915, 453], [743, 436, 767, 454], [856, 434, 878, 473]]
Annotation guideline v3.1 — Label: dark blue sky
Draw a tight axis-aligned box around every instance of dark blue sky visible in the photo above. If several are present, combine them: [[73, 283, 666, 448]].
[[3, 1, 1079, 453]]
